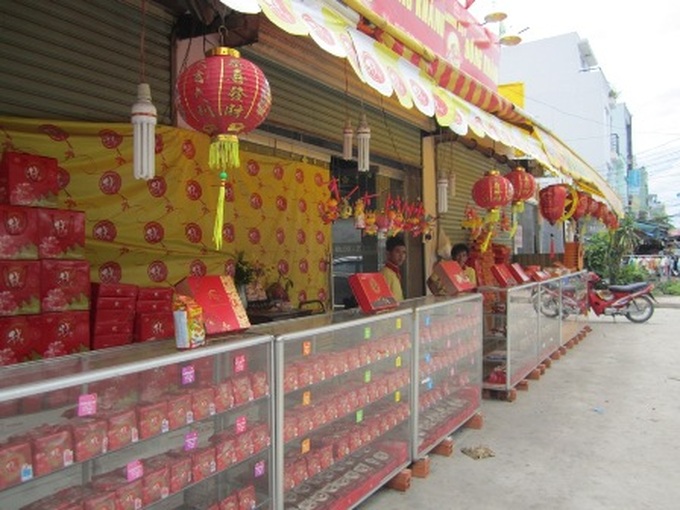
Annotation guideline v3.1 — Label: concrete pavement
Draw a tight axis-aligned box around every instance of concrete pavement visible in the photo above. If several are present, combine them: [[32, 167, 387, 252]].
[[359, 299, 680, 510]]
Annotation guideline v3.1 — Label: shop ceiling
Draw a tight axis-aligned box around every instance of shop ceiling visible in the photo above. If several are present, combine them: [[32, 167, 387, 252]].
[[149, 0, 623, 215]]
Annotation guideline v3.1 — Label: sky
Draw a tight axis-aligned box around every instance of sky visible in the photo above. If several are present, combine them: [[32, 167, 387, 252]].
[[468, 0, 680, 225]]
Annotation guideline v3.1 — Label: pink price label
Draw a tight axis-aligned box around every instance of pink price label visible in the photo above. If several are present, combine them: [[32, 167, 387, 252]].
[[126, 460, 143, 482], [181, 365, 195, 385], [235, 415, 247, 434], [254, 460, 266, 478], [233, 354, 247, 373], [77, 393, 97, 417], [184, 431, 198, 451]]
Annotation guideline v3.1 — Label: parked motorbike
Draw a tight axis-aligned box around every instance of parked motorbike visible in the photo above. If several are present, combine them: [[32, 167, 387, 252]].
[[535, 272, 656, 323]]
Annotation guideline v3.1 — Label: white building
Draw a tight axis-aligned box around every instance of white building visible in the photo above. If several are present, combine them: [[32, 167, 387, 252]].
[[500, 33, 627, 205]]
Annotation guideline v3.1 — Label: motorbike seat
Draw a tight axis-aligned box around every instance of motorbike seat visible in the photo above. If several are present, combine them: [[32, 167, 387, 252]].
[[608, 282, 649, 293]]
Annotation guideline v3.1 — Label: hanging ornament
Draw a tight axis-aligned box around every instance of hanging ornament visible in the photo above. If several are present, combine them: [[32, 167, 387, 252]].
[[176, 45, 272, 249], [539, 184, 578, 225], [131, 83, 157, 180], [356, 113, 370, 172], [504, 166, 536, 237], [571, 191, 590, 222], [343, 117, 354, 160], [471, 170, 514, 251], [437, 171, 449, 214]]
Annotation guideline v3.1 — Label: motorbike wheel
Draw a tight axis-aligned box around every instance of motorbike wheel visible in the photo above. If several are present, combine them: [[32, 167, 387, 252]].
[[625, 295, 654, 323]]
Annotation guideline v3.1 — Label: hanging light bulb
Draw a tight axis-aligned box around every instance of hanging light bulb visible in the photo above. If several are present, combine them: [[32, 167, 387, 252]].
[[356, 113, 370, 172], [131, 83, 157, 180], [343, 117, 354, 160], [437, 171, 449, 214]]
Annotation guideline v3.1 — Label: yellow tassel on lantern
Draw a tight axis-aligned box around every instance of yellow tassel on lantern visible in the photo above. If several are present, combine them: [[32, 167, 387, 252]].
[[209, 134, 240, 171], [213, 171, 228, 250], [509, 202, 524, 238]]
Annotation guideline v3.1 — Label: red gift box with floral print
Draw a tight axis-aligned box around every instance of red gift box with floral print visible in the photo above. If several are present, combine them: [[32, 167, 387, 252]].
[[35, 311, 90, 358], [37, 208, 86, 259], [0, 260, 41, 316], [0, 314, 41, 362], [40, 259, 90, 312], [0, 151, 59, 207], [0, 205, 39, 259]]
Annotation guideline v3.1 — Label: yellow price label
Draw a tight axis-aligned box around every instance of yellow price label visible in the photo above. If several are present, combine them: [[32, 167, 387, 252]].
[[395, 391, 401, 402], [356, 409, 363, 423], [395, 356, 402, 368], [302, 341, 311, 356], [364, 327, 371, 339], [301, 438, 310, 454], [396, 318, 402, 329], [302, 391, 311, 406], [364, 370, 371, 383]]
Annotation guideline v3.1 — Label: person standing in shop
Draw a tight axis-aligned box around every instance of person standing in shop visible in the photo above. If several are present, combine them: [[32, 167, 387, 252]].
[[451, 242, 477, 286], [381, 235, 407, 301]]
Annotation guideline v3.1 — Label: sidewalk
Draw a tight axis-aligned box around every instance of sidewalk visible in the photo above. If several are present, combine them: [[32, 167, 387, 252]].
[[359, 306, 680, 510]]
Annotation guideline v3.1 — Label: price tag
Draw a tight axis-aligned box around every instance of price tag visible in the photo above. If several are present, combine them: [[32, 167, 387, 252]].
[[233, 354, 247, 373], [181, 365, 195, 385], [302, 391, 311, 406], [447, 339, 452, 349], [424, 315, 431, 326], [364, 327, 371, 340], [364, 370, 371, 383], [254, 460, 266, 478], [235, 415, 247, 434], [427, 379, 434, 390], [355, 409, 363, 423], [395, 391, 401, 402], [20, 464, 33, 482], [424, 353, 432, 364], [450, 367, 456, 377], [301, 438, 310, 454], [184, 431, 198, 451], [302, 341, 312, 356], [396, 318, 402, 329], [395, 356, 402, 368], [77, 393, 97, 417], [126, 460, 144, 482]]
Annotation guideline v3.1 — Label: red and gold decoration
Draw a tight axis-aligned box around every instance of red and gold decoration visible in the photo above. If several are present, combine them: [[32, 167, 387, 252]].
[[176, 47, 272, 249], [571, 191, 590, 223], [504, 165, 535, 237], [538, 183, 578, 225], [470, 170, 514, 251]]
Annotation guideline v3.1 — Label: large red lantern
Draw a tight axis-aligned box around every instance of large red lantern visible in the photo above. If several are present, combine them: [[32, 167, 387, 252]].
[[539, 184, 568, 225], [471, 170, 514, 251], [176, 47, 272, 249], [571, 191, 590, 222]]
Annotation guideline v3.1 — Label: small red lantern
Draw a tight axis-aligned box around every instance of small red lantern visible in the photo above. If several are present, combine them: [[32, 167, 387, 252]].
[[176, 47, 272, 249], [471, 170, 514, 251], [505, 166, 536, 206], [606, 211, 619, 230], [571, 191, 590, 222], [587, 198, 601, 218], [539, 184, 568, 225]]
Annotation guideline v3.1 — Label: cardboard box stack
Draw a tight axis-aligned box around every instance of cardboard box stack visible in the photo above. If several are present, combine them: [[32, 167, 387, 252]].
[[0, 151, 90, 365]]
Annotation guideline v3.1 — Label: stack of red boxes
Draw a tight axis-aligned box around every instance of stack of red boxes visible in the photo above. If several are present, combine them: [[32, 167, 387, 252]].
[[0, 151, 90, 365], [90, 283, 138, 350], [135, 286, 175, 342]]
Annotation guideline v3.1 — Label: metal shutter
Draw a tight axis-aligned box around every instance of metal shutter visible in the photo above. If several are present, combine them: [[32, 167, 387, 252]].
[[436, 139, 513, 249], [0, 0, 174, 124]]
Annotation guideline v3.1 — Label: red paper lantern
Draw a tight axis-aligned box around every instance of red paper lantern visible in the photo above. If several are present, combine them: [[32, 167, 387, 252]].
[[539, 184, 569, 225], [571, 191, 590, 222], [587, 198, 601, 218], [176, 47, 272, 249], [505, 166, 536, 204], [471, 170, 514, 210]]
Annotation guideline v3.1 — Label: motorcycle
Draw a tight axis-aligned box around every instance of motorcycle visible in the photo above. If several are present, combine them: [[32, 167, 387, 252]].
[[535, 272, 656, 323]]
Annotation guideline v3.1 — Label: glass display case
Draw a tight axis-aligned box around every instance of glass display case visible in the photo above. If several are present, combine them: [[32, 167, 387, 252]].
[[410, 294, 483, 458], [557, 272, 589, 345], [0, 335, 274, 510], [266, 308, 413, 510], [480, 281, 542, 393]]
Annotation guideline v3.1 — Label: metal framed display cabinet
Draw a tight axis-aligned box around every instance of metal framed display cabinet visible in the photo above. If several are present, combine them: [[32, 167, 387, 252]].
[[410, 295, 483, 459], [0, 334, 274, 510], [269, 309, 413, 510], [480, 281, 542, 391]]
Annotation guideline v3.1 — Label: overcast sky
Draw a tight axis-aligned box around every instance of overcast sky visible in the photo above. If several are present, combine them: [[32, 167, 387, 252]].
[[469, 0, 680, 223]]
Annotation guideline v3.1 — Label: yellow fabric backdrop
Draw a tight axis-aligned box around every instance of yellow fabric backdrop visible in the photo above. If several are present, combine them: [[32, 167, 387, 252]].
[[0, 116, 332, 308]]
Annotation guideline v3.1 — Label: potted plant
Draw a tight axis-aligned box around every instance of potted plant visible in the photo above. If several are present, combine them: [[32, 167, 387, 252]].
[[231, 251, 256, 304]]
